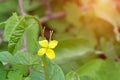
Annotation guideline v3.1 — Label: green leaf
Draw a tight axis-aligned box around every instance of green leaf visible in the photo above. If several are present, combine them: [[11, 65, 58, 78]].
[[97, 60, 120, 80], [3, 13, 19, 41], [30, 59, 65, 80], [80, 76, 95, 80], [76, 59, 120, 80], [8, 16, 26, 53], [77, 59, 104, 78], [14, 52, 41, 65], [0, 1, 17, 13], [12, 65, 28, 76], [55, 38, 96, 63], [26, 18, 39, 54], [54, 38, 97, 74], [0, 51, 41, 65], [0, 51, 15, 63], [7, 70, 23, 80], [65, 71, 80, 80], [0, 62, 7, 80], [24, 77, 30, 80]]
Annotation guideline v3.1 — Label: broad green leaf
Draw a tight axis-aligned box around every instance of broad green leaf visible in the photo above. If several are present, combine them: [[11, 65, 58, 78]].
[[76, 59, 120, 80], [8, 16, 26, 53], [0, 62, 7, 80], [54, 38, 97, 73], [77, 59, 104, 79], [65, 71, 80, 80], [26, 18, 39, 54], [3, 13, 19, 41], [55, 38, 96, 63], [97, 60, 120, 80], [0, 51, 15, 63], [0, 51, 41, 65], [30, 59, 65, 80], [7, 70, 23, 80], [14, 52, 41, 65]]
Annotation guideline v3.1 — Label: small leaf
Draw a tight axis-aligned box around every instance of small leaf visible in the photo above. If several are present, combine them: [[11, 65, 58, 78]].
[[3, 13, 19, 41], [8, 16, 26, 53]]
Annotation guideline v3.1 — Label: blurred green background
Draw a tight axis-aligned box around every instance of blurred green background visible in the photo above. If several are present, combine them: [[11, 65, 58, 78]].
[[1, 0, 120, 76]]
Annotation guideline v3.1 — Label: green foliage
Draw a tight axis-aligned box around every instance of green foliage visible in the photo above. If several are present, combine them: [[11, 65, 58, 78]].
[[3, 13, 25, 53], [8, 16, 26, 53], [55, 38, 96, 62], [65, 59, 120, 80], [26, 18, 39, 54], [54, 38, 97, 73], [4, 13, 19, 41], [65, 71, 80, 80], [30, 59, 65, 80], [1, 0, 120, 80], [7, 70, 23, 80], [0, 51, 41, 65], [0, 62, 7, 80]]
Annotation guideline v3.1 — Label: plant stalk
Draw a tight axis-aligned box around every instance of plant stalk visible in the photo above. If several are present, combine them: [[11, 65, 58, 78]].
[[43, 55, 49, 80]]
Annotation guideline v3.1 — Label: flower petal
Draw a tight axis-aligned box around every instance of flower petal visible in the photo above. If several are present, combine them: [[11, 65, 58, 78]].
[[39, 40, 48, 48], [48, 40, 58, 48], [46, 49, 55, 59], [38, 48, 46, 56]]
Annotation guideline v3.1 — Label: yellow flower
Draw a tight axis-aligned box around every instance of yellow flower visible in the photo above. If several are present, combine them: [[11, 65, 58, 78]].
[[38, 40, 58, 59]]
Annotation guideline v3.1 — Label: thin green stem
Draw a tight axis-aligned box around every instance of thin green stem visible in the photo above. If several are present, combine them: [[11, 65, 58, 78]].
[[43, 55, 49, 80], [33, 17, 45, 38], [49, 30, 53, 41]]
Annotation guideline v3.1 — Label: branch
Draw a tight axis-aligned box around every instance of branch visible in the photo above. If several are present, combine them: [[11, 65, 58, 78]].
[[18, 0, 27, 52], [39, 11, 65, 23], [40, 0, 52, 16], [18, 0, 25, 15]]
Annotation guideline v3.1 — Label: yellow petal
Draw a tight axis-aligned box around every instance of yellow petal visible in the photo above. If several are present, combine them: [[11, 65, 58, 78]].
[[39, 40, 48, 48], [46, 49, 55, 59], [48, 40, 58, 48], [38, 48, 46, 56]]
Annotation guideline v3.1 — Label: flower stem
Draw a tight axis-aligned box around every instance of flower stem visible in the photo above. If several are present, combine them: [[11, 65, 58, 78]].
[[43, 55, 49, 80]]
